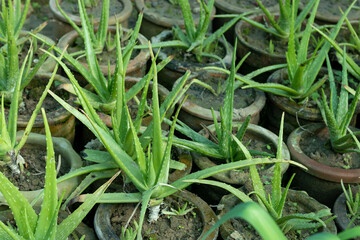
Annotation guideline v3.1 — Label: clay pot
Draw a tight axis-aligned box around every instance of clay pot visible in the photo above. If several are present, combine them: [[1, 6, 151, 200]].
[[0, 132, 83, 206], [218, 188, 337, 239], [134, 0, 215, 39], [287, 123, 360, 207], [333, 188, 359, 232], [213, 0, 278, 43], [190, 122, 290, 204], [57, 27, 150, 81], [172, 70, 266, 132], [151, 30, 233, 90], [94, 190, 218, 240], [49, 0, 133, 29], [17, 73, 77, 144], [299, 0, 360, 24]]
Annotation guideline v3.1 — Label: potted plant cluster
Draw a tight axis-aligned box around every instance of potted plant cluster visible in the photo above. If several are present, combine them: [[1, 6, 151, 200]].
[[4, 0, 360, 239]]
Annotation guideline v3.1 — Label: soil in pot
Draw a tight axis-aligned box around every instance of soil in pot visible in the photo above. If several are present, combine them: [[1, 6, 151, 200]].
[[23, 0, 72, 42], [175, 70, 266, 131], [287, 123, 360, 208], [60, 0, 123, 18], [135, 0, 214, 38], [94, 190, 218, 240], [111, 196, 203, 239], [0, 144, 69, 191]]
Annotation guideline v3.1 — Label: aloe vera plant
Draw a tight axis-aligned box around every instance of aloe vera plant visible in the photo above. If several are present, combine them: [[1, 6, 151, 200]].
[[45, 39, 293, 239], [186, 113, 334, 236], [168, 41, 277, 162], [316, 52, 360, 153], [0, 0, 50, 103], [0, 47, 61, 174], [0, 107, 114, 240], [208, 0, 358, 103]]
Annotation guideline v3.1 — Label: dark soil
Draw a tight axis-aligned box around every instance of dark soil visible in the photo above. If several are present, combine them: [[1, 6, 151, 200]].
[[110, 194, 203, 239], [144, 0, 202, 20], [16, 79, 72, 123], [186, 74, 256, 110], [300, 128, 360, 169], [162, 40, 226, 64], [60, 0, 123, 17], [0, 144, 70, 191], [18, 40, 52, 68], [223, 0, 277, 10], [67, 36, 140, 67]]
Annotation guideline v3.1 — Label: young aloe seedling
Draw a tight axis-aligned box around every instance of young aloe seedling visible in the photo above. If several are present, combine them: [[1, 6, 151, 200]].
[[186, 113, 334, 235], [317, 52, 360, 153]]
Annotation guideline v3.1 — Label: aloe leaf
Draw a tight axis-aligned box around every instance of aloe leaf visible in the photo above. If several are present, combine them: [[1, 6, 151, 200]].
[[15, 63, 59, 152], [325, 55, 337, 116], [337, 49, 349, 127], [240, 16, 284, 38], [96, 0, 109, 48], [56, 171, 121, 240], [178, 0, 196, 40], [54, 0, 83, 38], [201, 202, 286, 240], [48, 90, 146, 191], [173, 26, 190, 46], [0, 171, 38, 238], [306, 232, 340, 240], [184, 179, 252, 202], [33, 109, 58, 240], [337, 226, 360, 239], [0, 220, 25, 239]]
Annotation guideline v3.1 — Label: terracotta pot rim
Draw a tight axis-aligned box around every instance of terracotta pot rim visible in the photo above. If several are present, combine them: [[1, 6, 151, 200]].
[[16, 73, 76, 128], [298, 2, 359, 24], [49, 0, 133, 26], [135, 0, 216, 28], [57, 27, 150, 75], [235, 13, 287, 59], [287, 123, 360, 183], [192, 123, 290, 185], [151, 30, 233, 73], [94, 190, 218, 240], [173, 70, 266, 121], [214, 0, 278, 15]]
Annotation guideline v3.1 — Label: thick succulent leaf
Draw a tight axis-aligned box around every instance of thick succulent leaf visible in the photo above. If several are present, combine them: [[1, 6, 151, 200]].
[[34, 109, 58, 240], [201, 202, 286, 240]]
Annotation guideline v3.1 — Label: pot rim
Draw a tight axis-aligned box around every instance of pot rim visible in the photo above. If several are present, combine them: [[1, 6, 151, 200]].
[[287, 123, 360, 183], [49, 0, 133, 26]]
